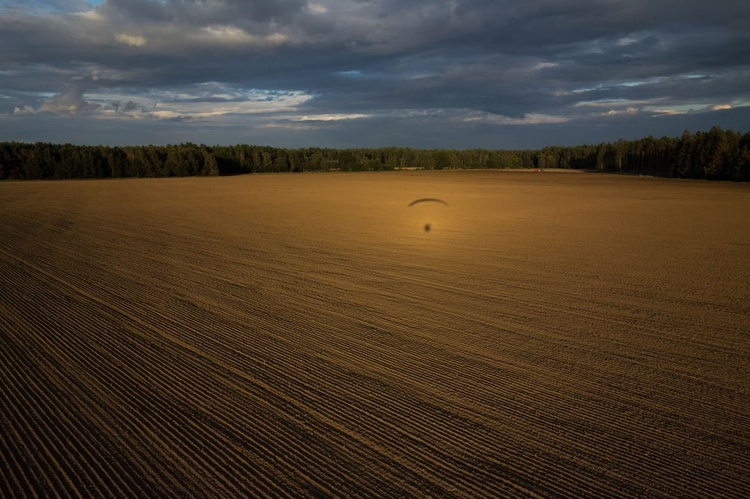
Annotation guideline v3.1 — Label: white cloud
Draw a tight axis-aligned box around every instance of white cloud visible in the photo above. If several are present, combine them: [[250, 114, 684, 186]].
[[9, 84, 314, 123], [296, 113, 370, 121], [532, 62, 558, 71], [307, 2, 328, 15], [115, 33, 147, 47], [463, 111, 570, 125], [74, 9, 103, 21], [259, 122, 321, 131], [601, 107, 640, 116], [36, 88, 100, 114], [13, 105, 36, 115], [575, 98, 658, 108], [198, 25, 289, 47], [645, 102, 744, 116], [616, 36, 638, 46], [87, 86, 313, 121]]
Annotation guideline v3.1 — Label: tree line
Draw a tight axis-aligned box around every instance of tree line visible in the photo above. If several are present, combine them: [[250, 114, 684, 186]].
[[1, 127, 748, 181]]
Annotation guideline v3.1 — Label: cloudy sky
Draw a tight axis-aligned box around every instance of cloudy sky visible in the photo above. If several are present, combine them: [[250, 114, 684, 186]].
[[1, 0, 748, 149]]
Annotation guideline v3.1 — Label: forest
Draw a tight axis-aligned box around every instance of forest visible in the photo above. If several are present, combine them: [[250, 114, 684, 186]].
[[1, 127, 748, 181]]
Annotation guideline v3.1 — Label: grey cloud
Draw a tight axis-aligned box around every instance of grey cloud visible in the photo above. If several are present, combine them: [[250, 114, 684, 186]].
[[1, 0, 748, 147], [39, 87, 101, 114], [122, 101, 139, 112], [100, 0, 309, 31]]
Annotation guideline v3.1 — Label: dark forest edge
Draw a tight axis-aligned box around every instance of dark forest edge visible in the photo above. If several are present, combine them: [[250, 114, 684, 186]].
[[2, 127, 749, 181]]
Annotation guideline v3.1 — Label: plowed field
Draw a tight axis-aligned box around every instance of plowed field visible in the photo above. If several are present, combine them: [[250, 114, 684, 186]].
[[1, 171, 749, 497]]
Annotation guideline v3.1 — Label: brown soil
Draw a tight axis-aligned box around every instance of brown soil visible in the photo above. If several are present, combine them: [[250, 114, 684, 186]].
[[1, 171, 748, 497]]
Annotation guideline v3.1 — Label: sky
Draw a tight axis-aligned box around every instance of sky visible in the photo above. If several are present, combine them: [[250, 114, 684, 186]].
[[1, 0, 749, 149]]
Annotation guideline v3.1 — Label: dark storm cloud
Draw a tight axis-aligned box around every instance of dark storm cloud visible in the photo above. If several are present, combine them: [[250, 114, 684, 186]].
[[99, 0, 309, 25], [1, 0, 748, 147]]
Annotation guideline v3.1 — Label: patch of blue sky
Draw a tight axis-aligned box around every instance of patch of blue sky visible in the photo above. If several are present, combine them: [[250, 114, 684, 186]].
[[619, 80, 650, 87], [573, 79, 658, 94], [336, 70, 366, 78], [1, 1, 100, 12]]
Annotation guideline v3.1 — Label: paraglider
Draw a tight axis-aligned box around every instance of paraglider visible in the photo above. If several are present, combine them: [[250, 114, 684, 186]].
[[408, 198, 448, 232]]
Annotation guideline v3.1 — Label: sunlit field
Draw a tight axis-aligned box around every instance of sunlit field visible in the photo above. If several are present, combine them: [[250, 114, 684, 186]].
[[1, 171, 748, 496]]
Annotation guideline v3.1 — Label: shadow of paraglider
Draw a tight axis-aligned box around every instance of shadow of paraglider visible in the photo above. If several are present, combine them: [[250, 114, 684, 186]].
[[408, 199, 448, 234], [408, 198, 449, 208]]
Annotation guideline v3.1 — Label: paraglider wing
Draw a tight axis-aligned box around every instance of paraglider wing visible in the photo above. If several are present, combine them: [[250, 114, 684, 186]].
[[408, 198, 449, 207]]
